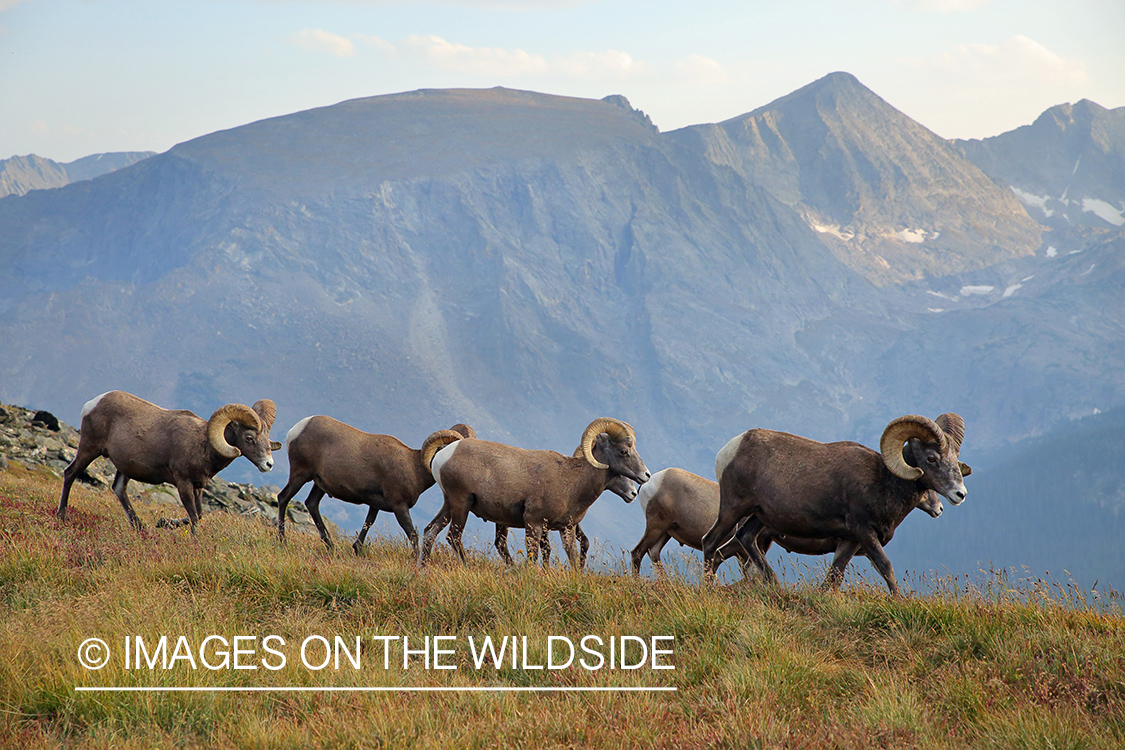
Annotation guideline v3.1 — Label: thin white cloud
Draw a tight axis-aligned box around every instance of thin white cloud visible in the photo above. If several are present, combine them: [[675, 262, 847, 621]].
[[929, 34, 1087, 89], [675, 54, 728, 86], [555, 49, 648, 80], [352, 33, 397, 57], [898, 34, 1091, 138], [291, 28, 357, 58], [404, 35, 549, 76]]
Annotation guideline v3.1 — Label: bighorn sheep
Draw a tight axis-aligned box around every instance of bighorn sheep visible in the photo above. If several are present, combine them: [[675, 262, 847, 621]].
[[629, 467, 943, 575], [420, 418, 650, 568], [276, 417, 472, 554], [494, 464, 637, 568], [701, 413, 971, 595], [57, 390, 281, 532]]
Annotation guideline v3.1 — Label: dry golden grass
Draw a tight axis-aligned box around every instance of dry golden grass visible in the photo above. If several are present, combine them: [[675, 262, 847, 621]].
[[2, 466, 1123, 749]]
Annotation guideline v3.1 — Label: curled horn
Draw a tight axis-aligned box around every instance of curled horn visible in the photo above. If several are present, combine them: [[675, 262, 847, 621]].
[[421, 429, 467, 469], [252, 399, 282, 450], [934, 413, 965, 453], [935, 412, 971, 476], [880, 415, 946, 481], [207, 404, 263, 459], [580, 418, 635, 469], [449, 423, 476, 440]]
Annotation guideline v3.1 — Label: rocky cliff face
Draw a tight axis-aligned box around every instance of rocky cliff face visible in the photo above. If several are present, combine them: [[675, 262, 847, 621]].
[[672, 72, 1043, 285], [955, 99, 1125, 231]]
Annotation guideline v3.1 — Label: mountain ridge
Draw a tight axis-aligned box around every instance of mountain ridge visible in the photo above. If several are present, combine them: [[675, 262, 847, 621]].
[[0, 76, 1121, 570], [0, 151, 154, 198]]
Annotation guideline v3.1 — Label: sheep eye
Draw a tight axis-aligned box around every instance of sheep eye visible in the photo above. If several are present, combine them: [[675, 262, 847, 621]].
[[927, 456, 938, 464]]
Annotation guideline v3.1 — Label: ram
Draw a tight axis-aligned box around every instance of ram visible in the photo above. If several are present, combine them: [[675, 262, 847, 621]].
[[57, 390, 281, 532], [420, 418, 650, 568], [702, 413, 971, 595], [276, 417, 472, 555], [629, 467, 942, 575]]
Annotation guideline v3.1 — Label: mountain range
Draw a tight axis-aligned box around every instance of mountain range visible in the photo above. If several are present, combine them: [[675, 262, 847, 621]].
[[0, 151, 154, 198], [1, 73, 1121, 585]]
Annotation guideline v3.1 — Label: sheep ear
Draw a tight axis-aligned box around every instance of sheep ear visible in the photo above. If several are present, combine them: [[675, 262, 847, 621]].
[[270, 440, 283, 451], [959, 461, 972, 477]]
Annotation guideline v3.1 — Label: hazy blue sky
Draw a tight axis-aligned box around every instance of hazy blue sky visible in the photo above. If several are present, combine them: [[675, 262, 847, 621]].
[[2, 0, 1123, 162]]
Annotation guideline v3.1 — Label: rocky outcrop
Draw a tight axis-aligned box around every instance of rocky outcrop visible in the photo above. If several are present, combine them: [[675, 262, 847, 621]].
[[0, 400, 331, 535]]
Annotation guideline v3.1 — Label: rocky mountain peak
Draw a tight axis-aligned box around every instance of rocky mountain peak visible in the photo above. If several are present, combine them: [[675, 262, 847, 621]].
[[678, 72, 1042, 284]]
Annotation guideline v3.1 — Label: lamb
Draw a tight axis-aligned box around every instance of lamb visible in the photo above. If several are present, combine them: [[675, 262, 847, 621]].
[[275, 417, 472, 555], [629, 467, 943, 575], [420, 417, 650, 568], [701, 413, 971, 595], [57, 390, 281, 532]]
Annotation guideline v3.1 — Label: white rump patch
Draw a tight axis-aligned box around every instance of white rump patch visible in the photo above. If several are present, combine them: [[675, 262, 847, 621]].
[[430, 440, 461, 490], [637, 469, 667, 514], [714, 433, 745, 484], [81, 392, 112, 420], [286, 416, 314, 446]]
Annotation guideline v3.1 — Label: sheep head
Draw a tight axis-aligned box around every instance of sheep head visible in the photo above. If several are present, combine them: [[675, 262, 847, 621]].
[[579, 417, 650, 485], [880, 414, 968, 505], [571, 446, 639, 502], [207, 402, 277, 472]]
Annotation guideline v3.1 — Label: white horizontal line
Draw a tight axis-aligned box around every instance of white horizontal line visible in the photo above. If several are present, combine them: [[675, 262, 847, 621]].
[[76, 686, 677, 693]]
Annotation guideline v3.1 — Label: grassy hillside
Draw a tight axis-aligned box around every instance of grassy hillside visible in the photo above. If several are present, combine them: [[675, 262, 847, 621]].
[[2, 465, 1123, 749]]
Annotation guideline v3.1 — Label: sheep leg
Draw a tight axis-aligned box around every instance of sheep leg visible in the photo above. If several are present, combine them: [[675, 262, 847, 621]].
[[560, 524, 580, 569], [701, 503, 752, 576], [648, 533, 672, 575], [731, 517, 777, 584], [823, 539, 861, 590], [445, 504, 471, 564], [193, 487, 204, 520], [541, 528, 552, 565], [110, 471, 144, 531], [304, 485, 335, 552], [857, 535, 900, 596], [577, 525, 590, 570], [419, 505, 452, 565], [494, 525, 515, 565], [275, 476, 309, 545], [630, 524, 669, 575], [353, 506, 379, 556], [390, 506, 418, 556], [524, 520, 544, 566], [56, 443, 103, 522], [172, 477, 198, 534]]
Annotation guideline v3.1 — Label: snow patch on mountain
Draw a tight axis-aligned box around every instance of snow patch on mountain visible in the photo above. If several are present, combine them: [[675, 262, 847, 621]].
[[1011, 186, 1054, 217], [1081, 198, 1125, 226]]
